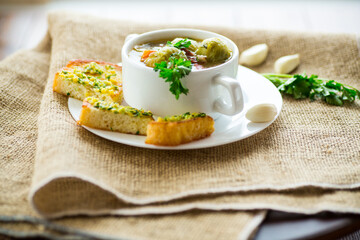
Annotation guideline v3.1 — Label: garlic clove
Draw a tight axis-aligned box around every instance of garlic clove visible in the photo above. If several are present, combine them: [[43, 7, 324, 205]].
[[245, 103, 277, 123], [274, 54, 300, 74], [239, 44, 269, 67]]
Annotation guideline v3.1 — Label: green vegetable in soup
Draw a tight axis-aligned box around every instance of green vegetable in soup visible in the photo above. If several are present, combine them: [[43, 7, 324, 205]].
[[154, 57, 192, 100], [196, 38, 231, 63], [144, 46, 187, 68], [170, 38, 199, 52]]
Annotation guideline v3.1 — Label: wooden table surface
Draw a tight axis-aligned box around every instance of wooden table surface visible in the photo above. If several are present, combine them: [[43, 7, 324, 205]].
[[0, 0, 359, 239]]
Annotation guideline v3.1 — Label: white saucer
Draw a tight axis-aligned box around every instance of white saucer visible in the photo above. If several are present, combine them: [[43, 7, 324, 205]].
[[68, 65, 282, 150]]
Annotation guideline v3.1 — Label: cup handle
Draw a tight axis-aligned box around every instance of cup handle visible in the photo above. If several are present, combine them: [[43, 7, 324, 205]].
[[212, 75, 244, 116], [125, 34, 139, 43]]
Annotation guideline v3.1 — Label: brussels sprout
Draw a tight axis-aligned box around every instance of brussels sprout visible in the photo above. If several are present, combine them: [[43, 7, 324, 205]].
[[144, 47, 187, 68], [196, 38, 231, 63], [171, 38, 199, 52]]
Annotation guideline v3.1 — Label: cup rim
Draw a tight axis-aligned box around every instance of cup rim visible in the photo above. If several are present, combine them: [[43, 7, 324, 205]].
[[121, 28, 239, 73]]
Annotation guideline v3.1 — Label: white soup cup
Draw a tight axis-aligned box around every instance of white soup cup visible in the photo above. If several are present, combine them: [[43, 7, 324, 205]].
[[121, 29, 243, 117]]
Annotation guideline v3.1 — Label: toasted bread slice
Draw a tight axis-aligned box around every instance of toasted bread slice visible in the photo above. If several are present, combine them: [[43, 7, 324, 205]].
[[53, 60, 123, 103], [78, 97, 154, 135], [145, 113, 214, 146]]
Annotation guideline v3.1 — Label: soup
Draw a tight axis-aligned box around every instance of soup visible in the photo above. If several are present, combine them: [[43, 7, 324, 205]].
[[128, 37, 232, 100], [129, 37, 232, 70]]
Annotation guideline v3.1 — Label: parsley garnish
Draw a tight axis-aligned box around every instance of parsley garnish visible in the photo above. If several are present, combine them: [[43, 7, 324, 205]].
[[154, 56, 192, 100], [263, 73, 360, 106], [167, 38, 192, 49]]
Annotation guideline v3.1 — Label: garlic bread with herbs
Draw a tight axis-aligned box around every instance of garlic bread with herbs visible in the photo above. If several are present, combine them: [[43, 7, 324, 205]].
[[146, 112, 214, 146], [78, 97, 154, 135], [53, 60, 123, 103]]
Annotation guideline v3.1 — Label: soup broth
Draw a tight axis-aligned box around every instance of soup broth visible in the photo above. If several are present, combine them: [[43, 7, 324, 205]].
[[129, 37, 232, 70]]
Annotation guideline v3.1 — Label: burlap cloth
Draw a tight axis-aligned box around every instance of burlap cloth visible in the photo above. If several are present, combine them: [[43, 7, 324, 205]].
[[1, 11, 359, 239]]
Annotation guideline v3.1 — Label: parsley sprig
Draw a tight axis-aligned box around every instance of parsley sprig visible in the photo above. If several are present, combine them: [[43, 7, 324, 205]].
[[263, 73, 360, 106], [154, 56, 192, 100], [167, 38, 192, 49]]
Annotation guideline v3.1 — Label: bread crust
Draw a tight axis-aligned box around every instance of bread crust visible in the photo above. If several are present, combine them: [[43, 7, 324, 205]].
[[65, 59, 122, 72], [145, 116, 214, 146], [53, 59, 123, 103], [78, 98, 154, 136]]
